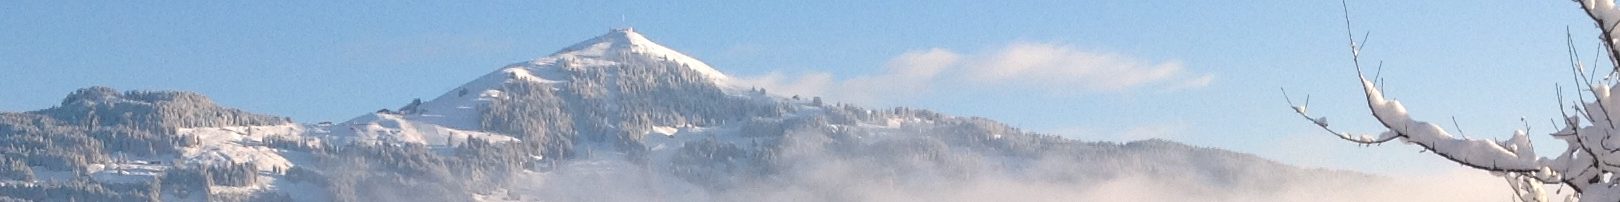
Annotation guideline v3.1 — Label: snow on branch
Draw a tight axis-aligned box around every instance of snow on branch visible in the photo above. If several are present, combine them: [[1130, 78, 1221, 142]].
[[1356, 69, 1542, 171], [1579, 0, 1620, 74], [1282, 1, 1620, 201]]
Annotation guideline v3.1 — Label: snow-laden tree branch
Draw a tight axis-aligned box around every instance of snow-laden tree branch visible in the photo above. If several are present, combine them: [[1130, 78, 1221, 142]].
[[1289, 0, 1620, 201], [1580, 0, 1620, 74]]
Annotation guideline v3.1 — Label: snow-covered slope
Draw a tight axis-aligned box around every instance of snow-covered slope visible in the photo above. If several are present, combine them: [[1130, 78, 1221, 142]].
[[327, 28, 733, 146], [1, 29, 1404, 202], [549, 28, 728, 82], [176, 124, 304, 172]]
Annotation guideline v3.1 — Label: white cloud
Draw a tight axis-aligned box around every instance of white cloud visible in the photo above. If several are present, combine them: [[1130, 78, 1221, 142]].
[[962, 42, 1201, 91], [733, 42, 1211, 105], [731, 48, 960, 104]]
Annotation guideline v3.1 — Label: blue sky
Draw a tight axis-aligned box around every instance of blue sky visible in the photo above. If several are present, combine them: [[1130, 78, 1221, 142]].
[[0, 1, 1604, 176]]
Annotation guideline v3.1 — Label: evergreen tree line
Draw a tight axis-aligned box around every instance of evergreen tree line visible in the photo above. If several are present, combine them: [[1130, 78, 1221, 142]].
[[249, 135, 536, 202], [0, 179, 159, 202], [38, 86, 290, 130], [0, 112, 199, 173], [481, 53, 791, 161], [162, 162, 261, 189], [0, 159, 33, 182], [655, 97, 1086, 190], [0, 87, 291, 201]]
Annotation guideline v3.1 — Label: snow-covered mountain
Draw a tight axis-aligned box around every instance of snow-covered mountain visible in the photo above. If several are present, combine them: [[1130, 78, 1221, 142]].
[[1, 29, 1397, 202], [323, 28, 738, 147]]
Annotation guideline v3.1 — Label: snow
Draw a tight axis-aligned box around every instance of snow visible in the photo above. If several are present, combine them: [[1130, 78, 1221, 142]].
[[320, 113, 516, 146], [318, 28, 737, 149], [1355, 76, 1540, 170], [6, 27, 1384, 201], [1592, 0, 1620, 25], [88, 161, 166, 184], [13, 124, 331, 200], [177, 124, 303, 172], [1297, 5, 1620, 198], [1587, 0, 1620, 48], [168, 125, 332, 199], [548, 28, 729, 83], [62, 28, 1038, 201], [650, 126, 680, 137]]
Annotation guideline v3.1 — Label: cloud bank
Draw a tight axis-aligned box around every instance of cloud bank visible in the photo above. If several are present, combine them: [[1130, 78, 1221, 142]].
[[733, 42, 1213, 105], [512, 141, 1516, 202]]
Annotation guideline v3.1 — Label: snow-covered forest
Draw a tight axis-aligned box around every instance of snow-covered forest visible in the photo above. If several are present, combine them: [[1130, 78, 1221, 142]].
[[16, 1, 1606, 198], [0, 28, 1445, 202]]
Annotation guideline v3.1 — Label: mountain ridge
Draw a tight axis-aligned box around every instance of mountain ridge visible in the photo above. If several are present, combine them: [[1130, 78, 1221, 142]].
[[0, 29, 1386, 202]]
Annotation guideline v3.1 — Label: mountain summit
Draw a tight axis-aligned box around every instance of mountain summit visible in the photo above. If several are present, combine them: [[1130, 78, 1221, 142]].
[[329, 28, 755, 147], [549, 28, 728, 82]]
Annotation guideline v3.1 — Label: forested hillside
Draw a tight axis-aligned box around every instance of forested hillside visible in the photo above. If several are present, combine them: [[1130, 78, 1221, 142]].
[[0, 86, 290, 201], [0, 30, 1384, 202]]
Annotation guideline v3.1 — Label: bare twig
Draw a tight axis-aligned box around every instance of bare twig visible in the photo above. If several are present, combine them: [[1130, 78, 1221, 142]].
[[1374, 61, 1384, 83], [1453, 116, 1469, 139]]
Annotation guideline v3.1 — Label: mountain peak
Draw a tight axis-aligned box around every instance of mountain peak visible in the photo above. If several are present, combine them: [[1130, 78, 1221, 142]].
[[566, 27, 650, 50], [603, 27, 642, 42], [343, 28, 740, 134], [547, 28, 729, 82]]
